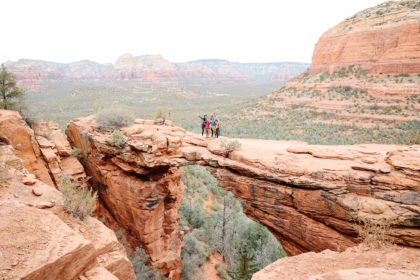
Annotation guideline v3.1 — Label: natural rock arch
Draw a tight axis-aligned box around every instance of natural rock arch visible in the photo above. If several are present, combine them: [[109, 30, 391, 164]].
[[66, 116, 420, 279]]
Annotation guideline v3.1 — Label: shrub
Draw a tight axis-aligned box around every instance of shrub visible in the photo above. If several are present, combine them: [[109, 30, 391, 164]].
[[110, 129, 127, 148], [70, 147, 82, 157], [181, 234, 209, 280], [220, 140, 242, 157], [356, 217, 395, 248], [215, 264, 230, 280], [167, 108, 173, 120], [154, 107, 163, 121], [131, 247, 162, 280], [0, 165, 9, 186], [96, 106, 134, 129], [59, 176, 97, 221], [405, 130, 420, 145]]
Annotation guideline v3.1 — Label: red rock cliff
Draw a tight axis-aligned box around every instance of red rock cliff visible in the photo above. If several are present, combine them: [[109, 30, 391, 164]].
[[0, 145, 135, 280], [66, 117, 185, 279], [66, 116, 420, 261], [309, 1, 420, 74]]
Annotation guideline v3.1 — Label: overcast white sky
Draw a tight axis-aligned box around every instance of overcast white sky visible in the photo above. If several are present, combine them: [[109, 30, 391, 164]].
[[1, 0, 384, 64]]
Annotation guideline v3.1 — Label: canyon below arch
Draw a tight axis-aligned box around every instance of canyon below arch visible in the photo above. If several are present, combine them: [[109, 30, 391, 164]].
[[65, 115, 420, 278]]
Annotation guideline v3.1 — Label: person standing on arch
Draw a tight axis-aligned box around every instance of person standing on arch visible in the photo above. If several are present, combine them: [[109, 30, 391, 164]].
[[198, 114, 208, 137]]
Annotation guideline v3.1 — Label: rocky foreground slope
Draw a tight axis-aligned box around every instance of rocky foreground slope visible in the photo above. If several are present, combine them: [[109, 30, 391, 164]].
[[252, 244, 420, 280], [0, 111, 135, 280], [1, 109, 419, 279], [66, 116, 420, 261]]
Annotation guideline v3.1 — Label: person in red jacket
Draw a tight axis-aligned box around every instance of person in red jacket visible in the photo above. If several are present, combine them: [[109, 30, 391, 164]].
[[204, 119, 211, 138]]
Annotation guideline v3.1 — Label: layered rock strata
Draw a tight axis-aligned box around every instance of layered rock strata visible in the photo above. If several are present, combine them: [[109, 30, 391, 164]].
[[0, 110, 54, 186], [32, 122, 86, 185], [0, 111, 86, 187], [66, 117, 185, 279], [0, 145, 135, 280], [66, 116, 420, 261], [309, 1, 420, 74]]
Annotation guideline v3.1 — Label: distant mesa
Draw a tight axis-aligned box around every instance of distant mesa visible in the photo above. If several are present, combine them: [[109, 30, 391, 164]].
[[3, 54, 310, 94], [309, 0, 420, 74]]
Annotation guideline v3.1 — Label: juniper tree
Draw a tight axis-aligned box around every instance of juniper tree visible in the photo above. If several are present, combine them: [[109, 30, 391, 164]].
[[0, 64, 23, 110]]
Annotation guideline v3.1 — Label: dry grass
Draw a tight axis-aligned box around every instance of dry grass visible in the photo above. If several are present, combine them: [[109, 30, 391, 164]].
[[220, 140, 242, 157], [59, 176, 97, 221], [0, 166, 9, 187], [357, 217, 395, 248], [405, 130, 420, 145]]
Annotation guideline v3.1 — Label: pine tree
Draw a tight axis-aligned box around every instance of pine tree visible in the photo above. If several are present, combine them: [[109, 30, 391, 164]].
[[228, 245, 259, 280], [0, 64, 23, 110]]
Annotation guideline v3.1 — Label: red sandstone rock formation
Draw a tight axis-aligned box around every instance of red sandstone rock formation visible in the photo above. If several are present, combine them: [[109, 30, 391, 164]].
[[66, 116, 420, 261], [252, 244, 420, 280], [309, 1, 420, 74], [0, 111, 87, 187], [32, 122, 87, 185], [0, 110, 54, 186], [66, 117, 186, 279], [0, 145, 135, 280]]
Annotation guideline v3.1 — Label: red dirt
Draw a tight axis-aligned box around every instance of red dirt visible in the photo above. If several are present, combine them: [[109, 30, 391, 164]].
[[252, 245, 420, 280]]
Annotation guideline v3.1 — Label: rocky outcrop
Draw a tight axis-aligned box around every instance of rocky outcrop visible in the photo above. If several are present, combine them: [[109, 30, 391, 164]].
[[309, 1, 420, 74], [0, 145, 135, 280], [251, 244, 420, 280], [66, 116, 420, 262], [32, 122, 86, 185], [0, 110, 54, 186], [0, 110, 86, 187], [66, 117, 185, 279]]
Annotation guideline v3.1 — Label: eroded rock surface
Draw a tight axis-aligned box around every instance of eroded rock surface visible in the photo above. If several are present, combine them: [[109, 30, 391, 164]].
[[0, 111, 86, 188], [0, 145, 135, 280], [310, 1, 420, 74], [0, 110, 54, 186], [66, 117, 185, 279], [252, 245, 420, 280], [32, 122, 86, 185], [66, 116, 420, 262]]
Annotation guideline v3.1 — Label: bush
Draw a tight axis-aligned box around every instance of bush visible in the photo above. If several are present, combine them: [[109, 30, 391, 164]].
[[405, 130, 420, 145], [110, 129, 127, 148], [70, 147, 82, 157], [131, 247, 162, 280], [356, 217, 395, 248], [181, 234, 209, 280], [215, 264, 230, 280], [59, 176, 97, 221], [220, 140, 242, 157], [0, 165, 9, 186], [96, 106, 134, 129], [154, 107, 163, 122]]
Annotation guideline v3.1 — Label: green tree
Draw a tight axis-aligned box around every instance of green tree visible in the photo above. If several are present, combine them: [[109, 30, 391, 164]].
[[0, 64, 23, 110], [228, 245, 259, 280]]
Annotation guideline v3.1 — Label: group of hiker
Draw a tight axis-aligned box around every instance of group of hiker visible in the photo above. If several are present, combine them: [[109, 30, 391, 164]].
[[199, 113, 220, 138]]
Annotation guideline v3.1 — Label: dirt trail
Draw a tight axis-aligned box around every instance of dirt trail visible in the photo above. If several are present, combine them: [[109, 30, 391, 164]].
[[203, 253, 225, 280]]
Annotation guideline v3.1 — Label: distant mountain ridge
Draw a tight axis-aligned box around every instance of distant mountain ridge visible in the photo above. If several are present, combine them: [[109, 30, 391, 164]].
[[4, 54, 309, 84]]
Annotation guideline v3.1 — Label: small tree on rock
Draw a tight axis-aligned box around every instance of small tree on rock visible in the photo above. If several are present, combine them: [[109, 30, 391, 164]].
[[0, 64, 24, 110]]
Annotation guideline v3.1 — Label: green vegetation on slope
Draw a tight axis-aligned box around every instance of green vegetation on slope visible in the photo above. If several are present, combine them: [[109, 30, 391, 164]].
[[179, 165, 285, 280]]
